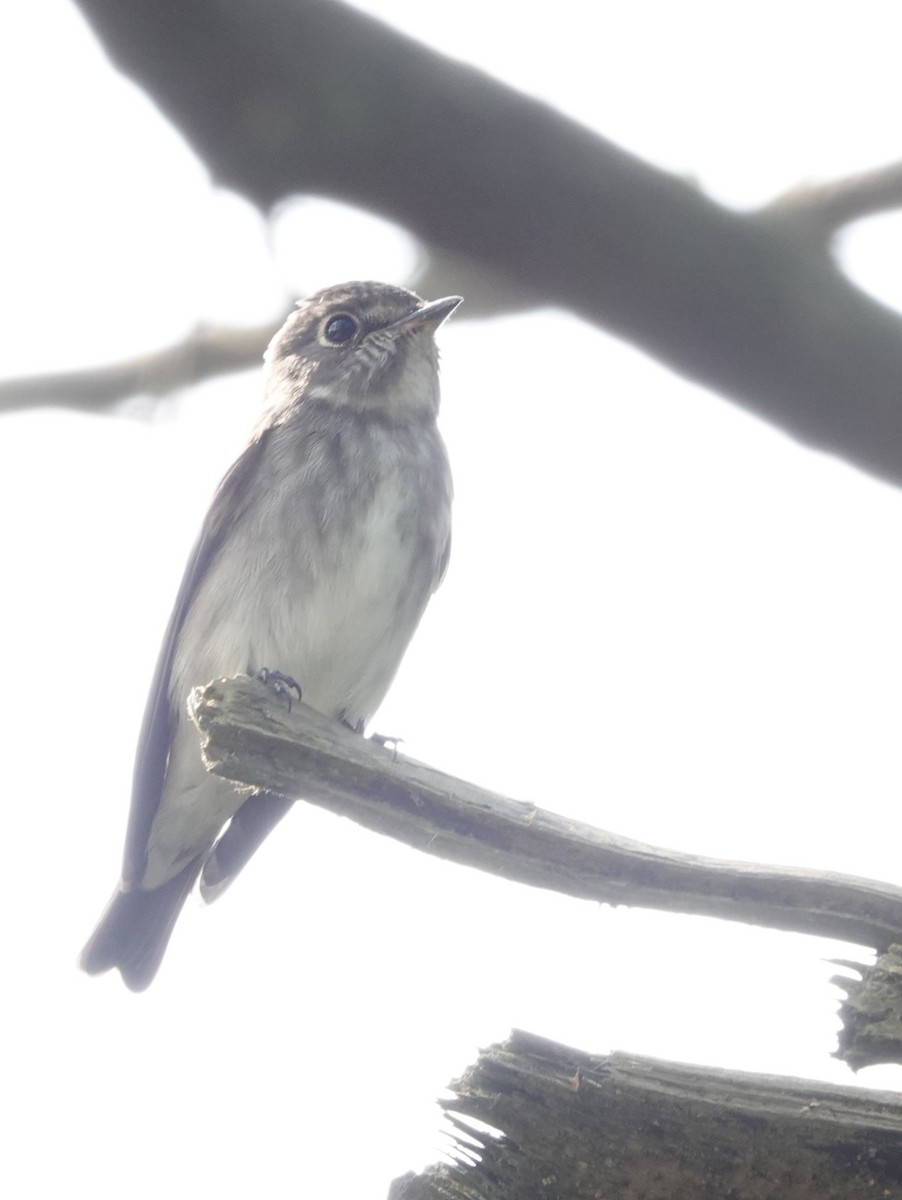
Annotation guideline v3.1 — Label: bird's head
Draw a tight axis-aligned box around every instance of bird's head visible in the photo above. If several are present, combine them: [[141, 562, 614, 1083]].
[[265, 281, 462, 419]]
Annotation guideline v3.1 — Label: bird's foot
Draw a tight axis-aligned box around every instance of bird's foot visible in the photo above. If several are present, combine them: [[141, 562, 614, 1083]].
[[255, 668, 302, 712], [338, 716, 403, 760], [369, 732, 405, 762]]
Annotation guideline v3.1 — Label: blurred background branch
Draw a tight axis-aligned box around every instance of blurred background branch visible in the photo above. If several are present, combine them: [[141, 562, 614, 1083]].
[[0, 317, 284, 413], [2, 0, 897, 487], [762, 160, 902, 243]]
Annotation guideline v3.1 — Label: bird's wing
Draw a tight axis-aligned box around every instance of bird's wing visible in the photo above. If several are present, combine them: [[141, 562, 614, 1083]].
[[121, 428, 272, 887], [435, 531, 452, 591]]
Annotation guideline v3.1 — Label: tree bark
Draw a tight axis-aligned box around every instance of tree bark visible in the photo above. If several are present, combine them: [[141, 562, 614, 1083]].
[[190, 676, 902, 954], [391, 1030, 902, 1200], [835, 943, 902, 1070]]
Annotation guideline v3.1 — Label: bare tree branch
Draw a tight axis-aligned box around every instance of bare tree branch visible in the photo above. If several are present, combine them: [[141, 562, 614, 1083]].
[[0, 317, 284, 413], [834, 943, 902, 1070], [0, 242, 536, 413], [391, 1031, 902, 1199], [190, 675, 902, 951], [68, 0, 902, 487], [763, 159, 902, 244]]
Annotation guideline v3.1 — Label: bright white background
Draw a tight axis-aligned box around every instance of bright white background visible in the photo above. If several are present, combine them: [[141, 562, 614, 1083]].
[[2, 2, 902, 1196]]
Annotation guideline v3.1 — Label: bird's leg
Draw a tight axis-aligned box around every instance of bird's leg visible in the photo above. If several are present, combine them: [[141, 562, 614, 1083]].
[[338, 714, 403, 760], [255, 668, 303, 712], [369, 731, 405, 762]]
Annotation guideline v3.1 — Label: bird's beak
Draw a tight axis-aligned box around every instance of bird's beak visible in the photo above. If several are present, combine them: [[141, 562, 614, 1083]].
[[387, 295, 463, 333]]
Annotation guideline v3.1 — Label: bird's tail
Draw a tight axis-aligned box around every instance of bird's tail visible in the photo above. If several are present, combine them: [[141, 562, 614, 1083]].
[[79, 859, 201, 992], [200, 792, 293, 902]]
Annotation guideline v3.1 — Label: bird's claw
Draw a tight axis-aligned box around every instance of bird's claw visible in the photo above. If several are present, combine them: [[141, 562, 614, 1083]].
[[370, 732, 404, 762], [255, 668, 302, 712]]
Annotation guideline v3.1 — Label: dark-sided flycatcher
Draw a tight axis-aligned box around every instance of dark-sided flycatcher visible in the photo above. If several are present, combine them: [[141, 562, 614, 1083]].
[[81, 281, 461, 990]]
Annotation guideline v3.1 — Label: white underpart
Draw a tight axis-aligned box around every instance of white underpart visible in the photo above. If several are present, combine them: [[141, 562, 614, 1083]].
[[142, 401, 449, 887]]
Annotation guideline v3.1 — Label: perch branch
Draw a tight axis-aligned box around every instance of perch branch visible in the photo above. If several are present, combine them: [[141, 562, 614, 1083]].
[[190, 676, 902, 951]]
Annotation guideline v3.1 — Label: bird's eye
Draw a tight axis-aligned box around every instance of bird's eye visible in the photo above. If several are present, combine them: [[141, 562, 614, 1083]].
[[322, 313, 359, 345]]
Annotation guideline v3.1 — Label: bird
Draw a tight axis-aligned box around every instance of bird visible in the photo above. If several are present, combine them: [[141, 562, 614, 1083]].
[[80, 280, 461, 991]]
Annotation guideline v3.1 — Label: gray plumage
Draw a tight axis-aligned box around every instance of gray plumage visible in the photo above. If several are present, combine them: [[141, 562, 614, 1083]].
[[80, 281, 460, 990]]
